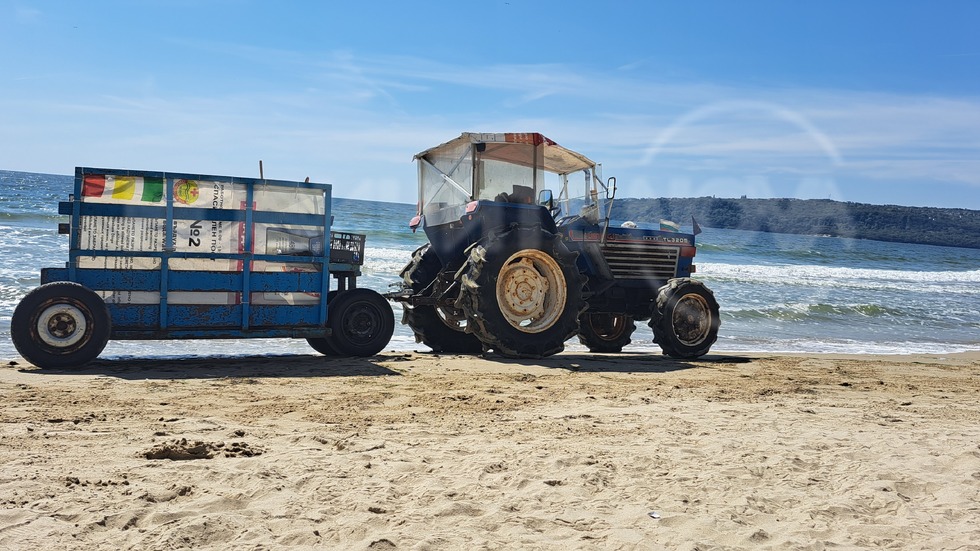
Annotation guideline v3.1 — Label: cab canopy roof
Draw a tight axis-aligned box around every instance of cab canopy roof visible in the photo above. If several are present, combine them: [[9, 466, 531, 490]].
[[414, 132, 596, 175]]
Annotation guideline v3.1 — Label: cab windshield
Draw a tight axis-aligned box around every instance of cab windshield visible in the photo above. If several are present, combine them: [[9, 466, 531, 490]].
[[556, 166, 605, 223], [415, 133, 598, 226]]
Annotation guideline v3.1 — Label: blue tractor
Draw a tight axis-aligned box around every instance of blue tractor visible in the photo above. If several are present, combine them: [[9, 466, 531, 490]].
[[390, 133, 720, 359]]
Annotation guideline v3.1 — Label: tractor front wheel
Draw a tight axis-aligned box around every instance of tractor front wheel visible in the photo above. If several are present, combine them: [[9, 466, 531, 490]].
[[649, 278, 720, 359]]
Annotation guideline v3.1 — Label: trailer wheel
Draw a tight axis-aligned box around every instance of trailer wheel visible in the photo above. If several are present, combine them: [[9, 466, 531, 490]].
[[11, 282, 112, 369], [306, 337, 339, 356], [401, 244, 483, 354], [457, 225, 585, 358], [328, 289, 395, 357], [650, 278, 720, 359], [307, 292, 342, 355], [578, 313, 636, 353]]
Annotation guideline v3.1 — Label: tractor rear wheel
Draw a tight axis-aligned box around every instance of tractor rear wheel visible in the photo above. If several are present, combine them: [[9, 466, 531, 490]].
[[11, 282, 112, 369], [650, 278, 720, 358], [457, 225, 585, 358], [401, 244, 483, 354], [578, 312, 636, 353]]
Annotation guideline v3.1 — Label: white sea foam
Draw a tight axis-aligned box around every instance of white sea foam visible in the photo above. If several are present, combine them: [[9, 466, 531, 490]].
[[700, 262, 980, 294], [359, 246, 414, 281]]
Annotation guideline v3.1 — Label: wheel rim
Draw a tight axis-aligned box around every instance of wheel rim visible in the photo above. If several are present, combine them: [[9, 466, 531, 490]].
[[36, 303, 88, 349], [495, 249, 567, 334], [672, 293, 712, 346], [436, 306, 468, 332], [342, 303, 384, 344], [586, 313, 628, 340]]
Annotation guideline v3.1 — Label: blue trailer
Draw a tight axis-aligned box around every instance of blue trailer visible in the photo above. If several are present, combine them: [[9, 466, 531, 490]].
[[11, 167, 394, 369]]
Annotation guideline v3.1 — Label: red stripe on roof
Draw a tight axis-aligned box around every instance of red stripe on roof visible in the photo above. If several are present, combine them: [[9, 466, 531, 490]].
[[504, 133, 557, 146]]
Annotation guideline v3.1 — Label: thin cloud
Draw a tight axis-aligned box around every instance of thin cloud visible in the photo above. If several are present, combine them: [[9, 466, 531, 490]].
[[3, 46, 980, 207], [15, 7, 42, 23]]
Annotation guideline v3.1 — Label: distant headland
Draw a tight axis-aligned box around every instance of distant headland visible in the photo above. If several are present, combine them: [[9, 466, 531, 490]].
[[612, 197, 980, 250]]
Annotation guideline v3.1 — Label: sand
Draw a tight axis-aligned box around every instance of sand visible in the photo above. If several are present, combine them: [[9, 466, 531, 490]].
[[1, 349, 978, 550]]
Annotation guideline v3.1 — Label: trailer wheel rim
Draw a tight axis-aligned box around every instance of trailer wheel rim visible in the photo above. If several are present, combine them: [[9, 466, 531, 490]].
[[673, 293, 712, 346], [36, 304, 88, 349], [495, 249, 567, 334], [343, 302, 385, 343]]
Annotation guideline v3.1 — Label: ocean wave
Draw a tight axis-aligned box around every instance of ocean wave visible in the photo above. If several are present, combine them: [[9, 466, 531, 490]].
[[726, 302, 908, 322], [0, 212, 64, 224], [699, 262, 980, 294], [360, 246, 415, 279]]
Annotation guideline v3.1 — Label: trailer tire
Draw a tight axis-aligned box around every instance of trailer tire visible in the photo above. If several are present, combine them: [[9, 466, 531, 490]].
[[457, 225, 585, 358], [306, 337, 340, 356], [401, 244, 483, 354], [578, 313, 636, 353], [307, 292, 342, 355], [328, 289, 395, 357], [650, 278, 720, 359], [11, 282, 111, 369]]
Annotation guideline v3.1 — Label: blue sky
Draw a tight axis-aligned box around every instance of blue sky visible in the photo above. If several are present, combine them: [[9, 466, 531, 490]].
[[2, 1, 979, 209]]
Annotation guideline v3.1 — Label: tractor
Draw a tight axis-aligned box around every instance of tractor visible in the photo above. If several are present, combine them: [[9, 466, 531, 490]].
[[389, 132, 719, 359]]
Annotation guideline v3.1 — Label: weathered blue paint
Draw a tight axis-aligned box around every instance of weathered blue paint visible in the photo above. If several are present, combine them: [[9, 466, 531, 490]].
[[37, 167, 364, 341]]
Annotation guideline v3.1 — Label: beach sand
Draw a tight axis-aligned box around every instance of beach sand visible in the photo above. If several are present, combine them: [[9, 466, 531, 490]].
[[1, 350, 978, 550]]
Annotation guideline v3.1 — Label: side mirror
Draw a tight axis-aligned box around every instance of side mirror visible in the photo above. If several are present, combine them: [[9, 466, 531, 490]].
[[538, 189, 554, 209]]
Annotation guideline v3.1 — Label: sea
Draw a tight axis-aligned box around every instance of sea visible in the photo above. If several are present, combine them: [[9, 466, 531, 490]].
[[1, 169, 978, 362]]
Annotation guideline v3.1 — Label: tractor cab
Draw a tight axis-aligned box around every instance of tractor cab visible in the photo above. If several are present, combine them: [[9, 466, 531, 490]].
[[410, 132, 616, 264], [410, 133, 613, 222]]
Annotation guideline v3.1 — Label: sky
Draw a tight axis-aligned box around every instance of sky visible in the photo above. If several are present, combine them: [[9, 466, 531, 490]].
[[2, 1, 980, 209]]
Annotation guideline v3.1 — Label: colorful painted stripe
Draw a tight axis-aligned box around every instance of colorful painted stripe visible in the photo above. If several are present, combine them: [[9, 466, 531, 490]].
[[82, 175, 164, 203], [141, 177, 164, 202], [112, 176, 136, 200], [82, 175, 106, 197]]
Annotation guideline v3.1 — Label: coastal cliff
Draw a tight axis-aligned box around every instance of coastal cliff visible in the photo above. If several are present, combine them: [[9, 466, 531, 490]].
[[612, 197, 980, 249]]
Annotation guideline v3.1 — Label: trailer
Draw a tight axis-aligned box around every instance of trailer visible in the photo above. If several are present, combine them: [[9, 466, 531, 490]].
[[11, 167, 394, 369]]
